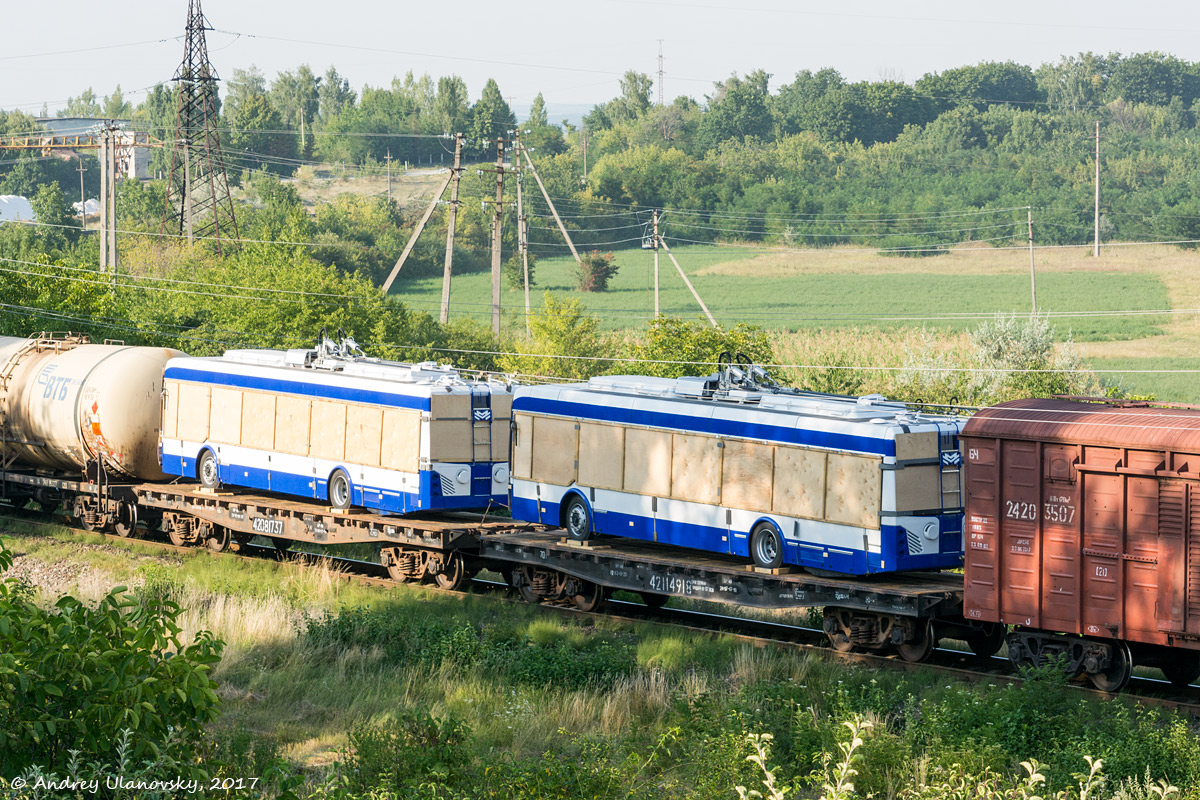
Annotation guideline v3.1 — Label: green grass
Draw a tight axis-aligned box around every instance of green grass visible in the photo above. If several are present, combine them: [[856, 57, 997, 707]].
[[1089, 356, 1200, 403], [389, 246, 1172, 341]]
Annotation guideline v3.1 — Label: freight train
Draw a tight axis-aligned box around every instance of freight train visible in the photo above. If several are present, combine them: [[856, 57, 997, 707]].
[[1, 331, 1197, 691]]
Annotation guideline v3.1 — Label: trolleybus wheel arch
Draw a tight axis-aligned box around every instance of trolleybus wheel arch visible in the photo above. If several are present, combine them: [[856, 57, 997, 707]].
[[562, 494, 592, 542], [197, 450, 219, 489], [328, 469, 353, 511], [750, 521, 783, 569]]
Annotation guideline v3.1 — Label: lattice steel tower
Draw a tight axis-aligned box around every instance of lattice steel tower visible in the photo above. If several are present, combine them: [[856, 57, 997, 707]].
[[161, 0, 238, 253]]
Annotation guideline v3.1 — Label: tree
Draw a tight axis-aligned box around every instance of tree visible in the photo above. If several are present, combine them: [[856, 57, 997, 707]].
[[497, 292, 607, 380], [575, 250, 618, 292], [628, 317, 774, 379], [468, 79, 516, 155], [269, 64, 321, 131], [1036, 52, 1112, 112], [1109, 52, 1200, 107], [222, 66, 268, 119], [224, 92, 297, 174], [434, 76, 470, 136], [58, 88, 100, 118], [132, 84, 178, 176], [696, 70, 773, 152], [522, 92, 565, 156], [319, 66, 356, 125], [102, 84, 133, 118], [915, 61, 1044, 112]]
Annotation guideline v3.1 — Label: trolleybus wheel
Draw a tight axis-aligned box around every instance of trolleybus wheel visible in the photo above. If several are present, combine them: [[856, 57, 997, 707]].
[[562, 496, 592, 542], [113, 501, 138, 538], [1089, 641, 1133, 692], [896, 619, 936, 663], [328, 469, 352, 511], [198, 451, 219, 489], [750, 523, 783, 569], [572, 580, 606, 612], [1161, 652, 1200, 688]]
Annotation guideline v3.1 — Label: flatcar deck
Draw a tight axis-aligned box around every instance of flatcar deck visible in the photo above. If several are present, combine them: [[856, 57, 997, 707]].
[[480, 530, 964, 615]]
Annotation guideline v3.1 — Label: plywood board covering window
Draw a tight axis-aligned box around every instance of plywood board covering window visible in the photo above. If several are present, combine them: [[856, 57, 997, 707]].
[[274, 395, 311, 457], [310, 401, 347, 461], [346, 404, 384, 467], [773, 446, 826, 518], [490, 421, 511, 460], [241, 391, 277, 451], [511, 413, 534, 480], [381, 408, 420, 471], [490, 394, 513, 420], [671, 433, 721, 505], [624, 427, 671, 497], [176, 383, 211, 443], [578, 422, 624, 491], [209, 387, 243, 445], [531, 416, 578, 483], [161, 380, 180, 439], [722, 440, 774, 511], [430, 420, 473, 462], [430, 393, 471, 420], [825, 452, 882, 528], [893, 464, 941, 512]]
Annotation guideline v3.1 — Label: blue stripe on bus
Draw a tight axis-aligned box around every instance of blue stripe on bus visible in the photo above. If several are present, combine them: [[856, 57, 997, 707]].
[[512, 397, 895, 456], [164, 366, 433, 412]]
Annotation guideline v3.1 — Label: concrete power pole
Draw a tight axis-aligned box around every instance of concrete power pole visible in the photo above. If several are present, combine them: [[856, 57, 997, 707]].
[[515, 132, 531, 340], [76, 158, 87, 230], [440, 133, 463, 324], [98, 131, 108, 272], [1028, 208, 1036, 317], [653, 210, 660, 317], [385, 149, 392, 205], [106, 126, 117, 273], [520, 146, 580, 263], [1093, 120, 1100, 258], [490, 137, 506, 335]]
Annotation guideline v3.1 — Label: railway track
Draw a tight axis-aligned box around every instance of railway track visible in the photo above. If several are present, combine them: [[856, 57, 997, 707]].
[[3, 508, 1199, 717]]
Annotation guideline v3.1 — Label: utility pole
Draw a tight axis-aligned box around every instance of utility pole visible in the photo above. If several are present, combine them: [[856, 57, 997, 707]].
[[385, 149, 392, 204], [490, 137, 506, 335], [1093, 120, 1100, 258], [76, 158, 87, 230], [1028, 208, 1036, 317], [299, 108, 305, 155], [98, 131, 108, 271], [520, 146, 580, 263], [657, 40, 664, 106], [652, 210, 660, 317], [105, 125, 117, 273], [515, 132, 531, 340], [659, 237, 717, 327], [382, 155, 456, 292], [440, 133, 463, 324]]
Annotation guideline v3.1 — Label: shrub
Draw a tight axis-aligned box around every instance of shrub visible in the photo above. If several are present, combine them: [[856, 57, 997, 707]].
[[575, 250, 619, 292], [0, 541, 224, 778], [504, 250, 537, 291]]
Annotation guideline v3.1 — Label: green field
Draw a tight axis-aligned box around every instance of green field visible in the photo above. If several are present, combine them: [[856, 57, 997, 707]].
[[1088, 356, 1200, 403], [389, 246, 1172, 342]]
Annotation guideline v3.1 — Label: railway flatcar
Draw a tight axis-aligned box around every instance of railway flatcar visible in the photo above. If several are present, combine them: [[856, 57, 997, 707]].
[[509, 357, 967, 576], [159, 335, 512, 514], [963, 398, 1200, 690]]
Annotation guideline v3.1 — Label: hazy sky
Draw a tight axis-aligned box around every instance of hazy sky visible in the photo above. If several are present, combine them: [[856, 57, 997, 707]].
[[3, 0, 1198, 118]]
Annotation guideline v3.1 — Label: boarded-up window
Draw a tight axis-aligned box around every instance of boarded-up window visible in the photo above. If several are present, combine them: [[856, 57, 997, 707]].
[[430, 393, 470, 420], [825, 453, 881, 528], [895, 431, 936, 461], [624, 427, 671, 497], [381, 408, 421, 471], [722, 440, 773, 511], [488, 394, 513, 463], [511, 413, 534, 480], [671, 433, 721, 505], [161, 380, 180, 439], [176, 383, 210, 443], [310, 401, 347, 461], [209, 388, 242, 445], [346, 404, 384, 467], [274, 395, 311, 456], [773, 446, 826, 519], [531, 416, 577, 483], [892, 465, 941, 512], [430, 419, 473, 462], [578, 422, 624, 491], [240, 391, 277, 451]]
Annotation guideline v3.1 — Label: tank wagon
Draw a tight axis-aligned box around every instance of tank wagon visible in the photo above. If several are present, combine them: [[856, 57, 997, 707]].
[[159, 335, 512, 514], [963, 398, 1200, 690], [509, 357, 968, 576]]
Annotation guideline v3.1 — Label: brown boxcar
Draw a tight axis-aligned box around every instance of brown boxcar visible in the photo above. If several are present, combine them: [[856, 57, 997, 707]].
[[962, 398, 1200, 690]]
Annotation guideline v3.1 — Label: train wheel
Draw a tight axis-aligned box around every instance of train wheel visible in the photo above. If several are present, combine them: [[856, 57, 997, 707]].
[[823, 609, 855, 653], [433, 553, 472, 591], [198, 451, 219, 489], [640, 592, 668, 609], [967, 623, 1006, 659], [271, 537, 293, 555], [572, 580, 606, 612], [1089, 641, 1133, 692], [896, 619, 936, 663], [514, 566, 542, 604], [166, 520, 191, 548], [328, 470, 352, 511], [562, 496, 592, 542], [113, 502, 138, 538], [1161, 652, 1200, 688], [750, 523, 783, 569], [205, 525, 230, 553]]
